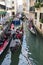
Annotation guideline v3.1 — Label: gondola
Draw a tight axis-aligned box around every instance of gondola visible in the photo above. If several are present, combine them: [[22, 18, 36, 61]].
[[10, 38, 21, 52], [0, 30, 11, 55], [28, 22, 37, 35], [29, 27, 36, 35]]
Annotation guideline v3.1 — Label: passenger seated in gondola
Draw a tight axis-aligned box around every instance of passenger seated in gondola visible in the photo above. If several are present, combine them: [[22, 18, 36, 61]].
[[10, 23, 14, 30], [10, 23, 15, 36]]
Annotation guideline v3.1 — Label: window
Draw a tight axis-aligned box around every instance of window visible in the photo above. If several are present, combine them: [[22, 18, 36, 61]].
[[36, 0, 37, 2], [29, 6, 35, 11], [12, 1, 14, 4], [12, 6, 14, 9], [23, 8, 25, 11], [35, 12, 37, 19], [12, 12, 15, 15], [40, 13, 43, 19]]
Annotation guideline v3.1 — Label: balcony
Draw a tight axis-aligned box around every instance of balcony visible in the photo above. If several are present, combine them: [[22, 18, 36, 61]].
[[29, 6, 35, 12]]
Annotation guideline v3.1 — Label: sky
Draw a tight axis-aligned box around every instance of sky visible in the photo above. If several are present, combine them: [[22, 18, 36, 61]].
[[17, 0, 23, 5]]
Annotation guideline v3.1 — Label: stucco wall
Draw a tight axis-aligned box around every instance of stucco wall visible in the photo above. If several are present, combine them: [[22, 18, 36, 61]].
[[34, 7, 43, 35]]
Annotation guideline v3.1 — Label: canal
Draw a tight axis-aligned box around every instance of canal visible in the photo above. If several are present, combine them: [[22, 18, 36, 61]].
[[0, 21, 43, 65]]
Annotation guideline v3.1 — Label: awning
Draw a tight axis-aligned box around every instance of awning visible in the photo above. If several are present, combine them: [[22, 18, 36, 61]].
[[0, 11, 7, 15]]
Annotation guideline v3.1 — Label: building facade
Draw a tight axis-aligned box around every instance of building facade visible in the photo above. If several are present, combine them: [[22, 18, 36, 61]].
[[11, 0, 17, 16], [0, 0, 6, 20], [29, 0, 43, 35], [34, 0, 43, 35], [17, 5, 23, 13], [22, 0, 29, 17], [5, 0, 12, 16], [5, 0, 17, 16], [29, 0, 35, 19]]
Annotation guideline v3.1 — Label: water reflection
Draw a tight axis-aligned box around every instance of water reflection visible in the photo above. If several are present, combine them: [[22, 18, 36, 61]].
[[18, 34, 29, 65], [26, 27, 43, 65], [10, 47, 21, 65], [1, 50, 11, 65], [0, 22, 43, 65], [0, 46, 9, 65]]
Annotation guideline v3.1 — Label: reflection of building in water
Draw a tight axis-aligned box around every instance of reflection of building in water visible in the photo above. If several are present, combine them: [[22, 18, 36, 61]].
[[10, 47, 21, 65]]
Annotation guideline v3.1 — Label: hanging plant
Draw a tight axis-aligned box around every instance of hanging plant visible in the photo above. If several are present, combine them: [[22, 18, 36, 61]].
[[41, 3, 43, 7], [34, 2, 41, 8], [40, 19, 43, 23]]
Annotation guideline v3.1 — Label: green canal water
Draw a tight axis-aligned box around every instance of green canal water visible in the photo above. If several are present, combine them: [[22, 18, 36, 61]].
[[0, 22, 43, 65]]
